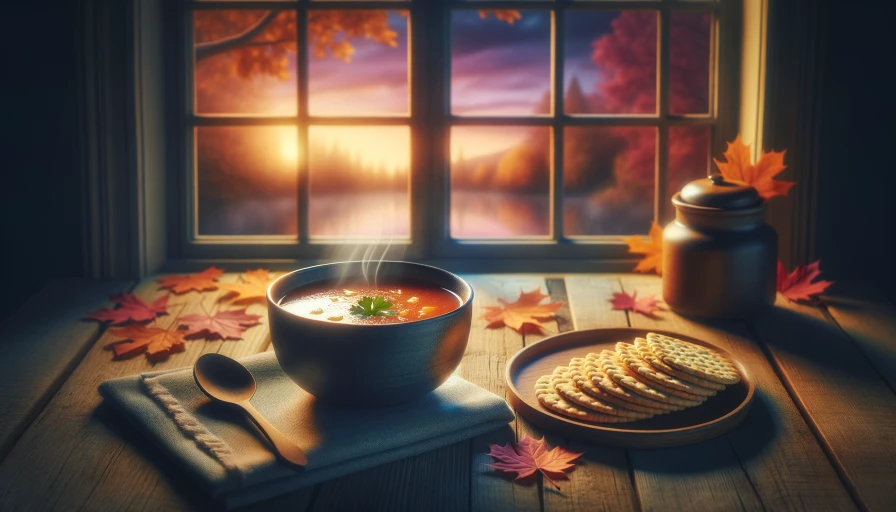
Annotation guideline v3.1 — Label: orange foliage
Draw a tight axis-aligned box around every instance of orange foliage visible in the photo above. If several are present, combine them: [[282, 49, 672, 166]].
[[194, 9, 521, 81], [157, 266, 223, 294], [106, 325, 187, 362], [218, 269, 277, 305], [483, 289, 564, 333], [623, 221, 663, 275], [713, 135, 795, 200]]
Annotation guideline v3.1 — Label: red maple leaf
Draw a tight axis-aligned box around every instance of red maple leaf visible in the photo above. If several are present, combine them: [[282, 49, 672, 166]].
[[106, 325, 187, 362], [487, 434, 583, 489], [83, 293, 169, 325], [609, 290, 663, 317], [483, 289, 564, 333], [178, 308, 262, 340], [777, 260, 834, 303], [157, 267, 224, 294]]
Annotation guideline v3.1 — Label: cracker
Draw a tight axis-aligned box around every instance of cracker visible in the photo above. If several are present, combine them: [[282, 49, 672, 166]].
[[567, 358, 671, 415], [616, 341, 717, 397], [646, 333, 741, 385], [534, 375, 637, 423], [582, 353, 682, 412], [634, 338, 726, 391], [550, 366, 654, 420], [597, 350, 705, 407]]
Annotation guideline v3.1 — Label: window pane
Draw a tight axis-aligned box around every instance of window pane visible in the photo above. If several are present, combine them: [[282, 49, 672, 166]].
[[451, 10, 551, 116], [564, 127, 655, 236], [196, 126, 297, 236], [309, 126, 410, 239], [308, 10, 409, 116], [666, 126, 710, 218], [451, 126, 551, 238], [565, 11, 657, 115], [670, 10, 713, 115], [194, 11, 297, 115]]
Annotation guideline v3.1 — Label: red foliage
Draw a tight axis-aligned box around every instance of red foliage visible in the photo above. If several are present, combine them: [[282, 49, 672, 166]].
[[777, 260, 834, 303], [83, 293, 169, 326], [591, 12, 657, 115]]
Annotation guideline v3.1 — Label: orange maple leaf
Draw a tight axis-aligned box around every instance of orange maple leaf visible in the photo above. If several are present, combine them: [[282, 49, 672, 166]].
[[483, 288, 564, 333], [157, 267, 224, 294], [713, 135, 795, 200], [218, 269, 276, 305], [106, 325, 187, 362], [623, 221, 663, 275]]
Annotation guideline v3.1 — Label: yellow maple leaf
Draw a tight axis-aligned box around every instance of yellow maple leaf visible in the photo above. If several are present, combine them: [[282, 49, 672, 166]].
[[623, 221, 663, 275], [218, 269, 276, 305], [712, 135, 795, 200]]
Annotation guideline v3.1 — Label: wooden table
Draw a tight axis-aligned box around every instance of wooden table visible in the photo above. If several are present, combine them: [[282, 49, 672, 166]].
[[0, 274, 894, 511]]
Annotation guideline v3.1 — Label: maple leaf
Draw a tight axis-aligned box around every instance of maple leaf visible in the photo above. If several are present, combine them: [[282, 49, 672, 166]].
[[487, 435, 583, 490], [623, 221, 663, 275], [483, 288, 564, 333], [83, 293, 169, 325], [218, 269, 276, 305], [713, 135, 796, 200], [178, 308, 262, 340], [776, 260, 834, 303], [609, 291, 663, 317], [106, 325, 187, 362], [157, 266, 224, 294]]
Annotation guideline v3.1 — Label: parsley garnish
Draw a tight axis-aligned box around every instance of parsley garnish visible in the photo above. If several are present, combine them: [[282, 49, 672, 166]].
[[350, 296, 397, 317]]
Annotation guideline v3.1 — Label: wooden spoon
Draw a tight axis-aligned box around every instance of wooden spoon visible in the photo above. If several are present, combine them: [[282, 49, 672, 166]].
[[193, 353, 307, 467]]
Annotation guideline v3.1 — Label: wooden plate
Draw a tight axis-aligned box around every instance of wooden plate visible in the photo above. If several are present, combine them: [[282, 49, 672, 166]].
[[505, 328, 754, 449]]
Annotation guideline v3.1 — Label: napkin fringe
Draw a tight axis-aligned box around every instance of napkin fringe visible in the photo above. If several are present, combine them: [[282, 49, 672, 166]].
[[142, 375, 241, 475]]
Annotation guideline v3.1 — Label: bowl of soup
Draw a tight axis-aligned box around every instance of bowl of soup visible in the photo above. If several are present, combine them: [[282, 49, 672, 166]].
[[267, 261, 474, 407]]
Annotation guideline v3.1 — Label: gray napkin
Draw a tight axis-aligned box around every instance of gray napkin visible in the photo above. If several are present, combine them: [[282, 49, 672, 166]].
[[98, 351, 513, 509]]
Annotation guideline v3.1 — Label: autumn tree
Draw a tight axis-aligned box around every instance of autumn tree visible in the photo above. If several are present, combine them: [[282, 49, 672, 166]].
[[194, 9, 521, 77]]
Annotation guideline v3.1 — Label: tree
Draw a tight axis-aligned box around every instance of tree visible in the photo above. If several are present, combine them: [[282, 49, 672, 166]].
[[193, 9, 522, 79]]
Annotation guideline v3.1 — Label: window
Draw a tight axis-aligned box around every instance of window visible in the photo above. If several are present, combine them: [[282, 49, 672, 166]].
[[180, 0, 730, 263]]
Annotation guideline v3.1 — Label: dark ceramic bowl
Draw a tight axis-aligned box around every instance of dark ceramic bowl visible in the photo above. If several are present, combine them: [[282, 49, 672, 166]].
[[267, 261, 474, 407]]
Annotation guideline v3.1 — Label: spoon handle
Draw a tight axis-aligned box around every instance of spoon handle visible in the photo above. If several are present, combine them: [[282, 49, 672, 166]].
[[239, 401, 308, 467]]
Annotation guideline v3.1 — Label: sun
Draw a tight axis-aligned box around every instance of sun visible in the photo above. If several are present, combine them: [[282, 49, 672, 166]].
[[278, 127, 300, 165]]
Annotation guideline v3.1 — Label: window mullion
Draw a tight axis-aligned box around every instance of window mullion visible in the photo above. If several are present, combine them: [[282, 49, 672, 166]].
[[297, 5, 310, 246], [655, 3, 671, 225], [552, 7, 565, 242]]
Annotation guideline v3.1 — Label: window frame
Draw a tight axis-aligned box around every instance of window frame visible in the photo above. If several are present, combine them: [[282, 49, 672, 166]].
[[173, 0, 738, 265]]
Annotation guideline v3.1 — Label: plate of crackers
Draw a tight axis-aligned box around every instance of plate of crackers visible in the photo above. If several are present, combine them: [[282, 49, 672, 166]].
[[505, 328, 754, 448]]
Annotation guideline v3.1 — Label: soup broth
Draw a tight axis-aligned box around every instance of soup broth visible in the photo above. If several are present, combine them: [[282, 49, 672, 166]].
[[279, 281, 463, 325]]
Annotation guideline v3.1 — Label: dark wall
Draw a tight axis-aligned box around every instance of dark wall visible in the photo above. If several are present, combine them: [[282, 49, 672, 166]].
[[815, 2, 896, 300], [1, 2, 84, 317]]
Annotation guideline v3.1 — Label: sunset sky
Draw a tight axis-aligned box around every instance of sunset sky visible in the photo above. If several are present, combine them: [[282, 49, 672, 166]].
[[196, 10, 626, 166]]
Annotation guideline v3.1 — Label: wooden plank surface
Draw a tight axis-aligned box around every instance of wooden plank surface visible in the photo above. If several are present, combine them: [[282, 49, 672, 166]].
[[0, 278, 133, 463], [539, 276, 638, 512], [750, 294, 896, 512], [823, 283, 896, 393], [620, 274, 856, 512], [0, 274, 283, 511], [462, 275, 546, 512], [1, 273, 892, 511], [570, 275, 762, 512]]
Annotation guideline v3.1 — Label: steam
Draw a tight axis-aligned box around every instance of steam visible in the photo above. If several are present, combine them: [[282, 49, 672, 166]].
[[324, 237, 407, 288]]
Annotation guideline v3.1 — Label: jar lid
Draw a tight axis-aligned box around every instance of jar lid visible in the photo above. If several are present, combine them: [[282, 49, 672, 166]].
[[678, 173, 762, 210]]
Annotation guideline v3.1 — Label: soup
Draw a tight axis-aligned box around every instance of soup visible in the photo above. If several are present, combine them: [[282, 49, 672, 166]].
[[279, 280, 463, 325]]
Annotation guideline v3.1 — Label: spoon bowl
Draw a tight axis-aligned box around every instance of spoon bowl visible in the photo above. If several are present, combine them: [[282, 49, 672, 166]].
[[194, 353, 256, 404], [193, 353, 307, 467]]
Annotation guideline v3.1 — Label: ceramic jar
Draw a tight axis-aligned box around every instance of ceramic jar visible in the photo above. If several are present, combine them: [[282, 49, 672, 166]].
[[662, 174, 777, 320]]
